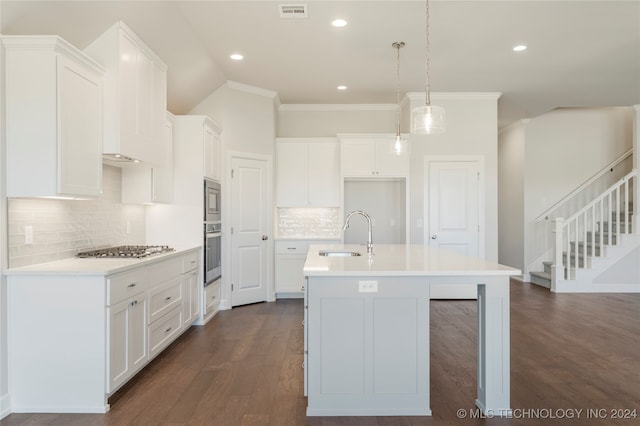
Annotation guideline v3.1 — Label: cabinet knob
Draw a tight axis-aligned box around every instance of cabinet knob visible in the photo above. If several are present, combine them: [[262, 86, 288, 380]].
[[165, 327, 172, 333], [261, 235, 269, 241], [127, 282, 136, 288], [431, 235, 438, 240], [165, 296, 172, 301]]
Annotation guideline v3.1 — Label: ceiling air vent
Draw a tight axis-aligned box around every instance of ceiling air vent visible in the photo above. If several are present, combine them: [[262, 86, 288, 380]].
[[279, 4, 308, 19]]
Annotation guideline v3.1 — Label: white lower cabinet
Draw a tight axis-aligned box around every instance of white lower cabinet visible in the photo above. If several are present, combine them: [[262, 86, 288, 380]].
[[6, 248, 200, 413], [149, 305, 183, 358], [276, 240, 337, 297], [108, 292, 148, 392], [182, 250, 200, 326], [204, 279, 221, 318]]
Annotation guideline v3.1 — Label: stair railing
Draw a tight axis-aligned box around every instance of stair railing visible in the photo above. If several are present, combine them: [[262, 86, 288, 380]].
[[553, 169, 636, 281]]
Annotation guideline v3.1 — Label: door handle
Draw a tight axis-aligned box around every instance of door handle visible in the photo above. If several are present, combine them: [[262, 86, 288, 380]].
[[261, 235, 268, 240], [431, 235, 437, 240]]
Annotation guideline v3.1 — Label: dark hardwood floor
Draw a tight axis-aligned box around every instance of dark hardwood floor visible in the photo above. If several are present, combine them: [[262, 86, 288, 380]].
[[3, 279, 639, 425]]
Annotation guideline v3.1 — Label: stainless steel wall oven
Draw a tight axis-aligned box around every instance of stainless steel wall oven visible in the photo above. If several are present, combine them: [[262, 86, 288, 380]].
[[204, 179, 221, 287]]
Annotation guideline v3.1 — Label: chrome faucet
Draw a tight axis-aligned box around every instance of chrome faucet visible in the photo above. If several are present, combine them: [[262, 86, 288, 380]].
[[342, 210, 373, 254]]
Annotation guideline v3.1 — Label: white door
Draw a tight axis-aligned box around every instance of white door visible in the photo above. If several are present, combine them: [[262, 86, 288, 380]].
[[230, 157, 270, 306], [427, 159, 482, 299]]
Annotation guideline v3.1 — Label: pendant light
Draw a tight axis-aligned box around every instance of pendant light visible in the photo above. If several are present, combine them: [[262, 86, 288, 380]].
[[411, 0, 445, 134], [392, 41, 407, 155]]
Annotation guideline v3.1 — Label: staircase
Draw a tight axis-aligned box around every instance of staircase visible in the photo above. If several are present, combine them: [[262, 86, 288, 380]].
[[529, 169, 639, 292]]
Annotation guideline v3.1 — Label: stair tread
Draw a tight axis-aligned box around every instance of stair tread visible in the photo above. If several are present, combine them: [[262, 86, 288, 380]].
[[530, 271, 551, 280]]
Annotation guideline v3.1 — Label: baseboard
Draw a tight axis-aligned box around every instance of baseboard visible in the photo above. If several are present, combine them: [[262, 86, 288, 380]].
[[553, 282, 640, 293], [0, 393, 10, 420]]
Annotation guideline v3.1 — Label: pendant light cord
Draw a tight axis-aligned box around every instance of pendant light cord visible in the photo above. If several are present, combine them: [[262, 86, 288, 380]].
[[395, 42, 403, 136], [425, 0, 431, 107]]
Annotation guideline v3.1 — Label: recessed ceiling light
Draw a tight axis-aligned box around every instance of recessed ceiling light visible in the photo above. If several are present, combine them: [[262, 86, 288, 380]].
[[230, 53, 244, 61], [332, 19, 347, 27], [337, 85, 347, 91], [513, 45, 527, 52]]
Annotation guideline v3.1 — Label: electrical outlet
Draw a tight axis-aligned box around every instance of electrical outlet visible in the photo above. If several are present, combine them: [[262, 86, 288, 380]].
[[24, 225, 33, 244], [358, 280, 378, 293]]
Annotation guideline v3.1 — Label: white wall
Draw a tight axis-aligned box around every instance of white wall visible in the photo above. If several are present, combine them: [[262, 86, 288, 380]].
[[498, 107, 634, 276], [278, 105, 396, 137], [191, 81, 277, 156], [407, 93, 501, 261], [1, 25, 10, 417], [276, 94, 501, 261], [498, 122, 526, 270]]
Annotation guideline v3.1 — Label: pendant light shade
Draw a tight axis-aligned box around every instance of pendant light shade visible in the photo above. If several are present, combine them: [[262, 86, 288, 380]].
[[411, 104, 445, 134], [411, 0, 445, 134]]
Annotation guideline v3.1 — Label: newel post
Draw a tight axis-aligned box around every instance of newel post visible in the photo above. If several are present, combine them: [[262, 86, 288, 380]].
[[551, 218, 565, 292]]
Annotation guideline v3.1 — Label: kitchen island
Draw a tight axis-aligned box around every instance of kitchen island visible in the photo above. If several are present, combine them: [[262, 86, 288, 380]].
[[303, 244, 520, 417]]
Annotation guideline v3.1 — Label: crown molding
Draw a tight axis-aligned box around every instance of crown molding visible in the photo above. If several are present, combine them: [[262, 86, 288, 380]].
[[406, 92, 503, 101], [279, 104, 397, 112], [226, 80, 278, 99]]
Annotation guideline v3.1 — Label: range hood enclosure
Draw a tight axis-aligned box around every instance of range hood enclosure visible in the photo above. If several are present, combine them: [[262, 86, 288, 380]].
[[84, 21, 168, 168]]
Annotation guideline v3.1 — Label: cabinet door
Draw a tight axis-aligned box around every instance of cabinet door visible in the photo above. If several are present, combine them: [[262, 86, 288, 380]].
[[340, 140, 376, 177], [276, 143, 308, 206], [57, 56, 103, 197], [275, 255, 306, 293], [129, 294, 148, 373], [203, 123, 221, 181], [374, 139, 409, 176], [182, 270, 200, 326], [108, 293, 147, 392], [307, 143, 340, 206]]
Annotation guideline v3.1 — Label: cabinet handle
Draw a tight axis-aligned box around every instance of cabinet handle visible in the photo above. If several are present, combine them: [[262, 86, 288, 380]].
[[127, 282, 136, 288], [301, 320, 304, 326], [130, 300, 138, 307], [165, 296, 172, 301], [287, 247, 296, 250], [165, 327, 172, 333]]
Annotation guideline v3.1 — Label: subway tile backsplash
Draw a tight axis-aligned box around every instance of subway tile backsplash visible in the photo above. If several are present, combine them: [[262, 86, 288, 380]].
[[277, 207, 341, 239], [7, 165, 145, 268]]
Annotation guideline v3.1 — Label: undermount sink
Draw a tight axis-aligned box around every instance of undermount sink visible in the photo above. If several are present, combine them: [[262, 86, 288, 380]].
[[319, 250, 362, 257]]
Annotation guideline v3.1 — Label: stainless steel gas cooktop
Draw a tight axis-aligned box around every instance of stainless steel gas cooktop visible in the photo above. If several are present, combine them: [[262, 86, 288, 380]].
[[76, 245, 174, 259]]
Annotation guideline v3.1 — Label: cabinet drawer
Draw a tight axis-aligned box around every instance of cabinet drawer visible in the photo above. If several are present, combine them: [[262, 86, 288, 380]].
[[107, 268, 149, 306], [275, 241, 309, 254], [148, 256, 182, 286], [182, 251, 199, 273], [148, 305, 182, 358], [148, 277, 183, 324], [204, 280, 221, 315]]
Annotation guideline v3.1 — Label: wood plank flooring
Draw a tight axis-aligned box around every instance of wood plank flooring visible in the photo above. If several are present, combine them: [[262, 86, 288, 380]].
[[3, 279, 639, 425]]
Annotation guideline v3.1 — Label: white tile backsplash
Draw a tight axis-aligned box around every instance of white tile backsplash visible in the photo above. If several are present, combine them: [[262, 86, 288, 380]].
[[7, 165, 145, 268], [277, 207, 341, 239]]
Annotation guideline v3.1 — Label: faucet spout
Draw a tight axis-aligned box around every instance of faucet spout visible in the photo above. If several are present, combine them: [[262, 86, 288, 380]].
[[343, 210, 374, 254]]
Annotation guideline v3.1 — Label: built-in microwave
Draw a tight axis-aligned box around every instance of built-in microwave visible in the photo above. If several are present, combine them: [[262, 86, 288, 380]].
[[205, 179, 221, 222]]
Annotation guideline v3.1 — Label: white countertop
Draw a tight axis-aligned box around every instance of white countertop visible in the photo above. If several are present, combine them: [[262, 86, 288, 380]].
[[4, 246, 201, 276], [303, 244, 521, 277]]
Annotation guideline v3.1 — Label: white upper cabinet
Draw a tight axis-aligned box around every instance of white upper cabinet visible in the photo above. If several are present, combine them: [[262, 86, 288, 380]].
[[121, 112, 174, 204], [3, 36, 104, 198], [203, 120, 222, 181], [339, 135, 409, 177], [276, 139, 340, 207], [84, 21, 168, 166]]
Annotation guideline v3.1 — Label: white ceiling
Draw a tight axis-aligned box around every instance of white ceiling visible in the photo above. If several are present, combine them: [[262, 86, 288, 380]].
[[2, 1, 639, 128]]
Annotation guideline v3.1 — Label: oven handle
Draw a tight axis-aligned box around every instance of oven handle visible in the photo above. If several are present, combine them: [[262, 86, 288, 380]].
[[205, 232, 222, 238]]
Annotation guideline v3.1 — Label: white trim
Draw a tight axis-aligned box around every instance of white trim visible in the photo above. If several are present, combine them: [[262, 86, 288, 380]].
[[0, 393, 10, 420], [279, 104, 396, 112], [226, 80, 278, 99], [423, 155, 486, 259], [407, 92, 502, 102]]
